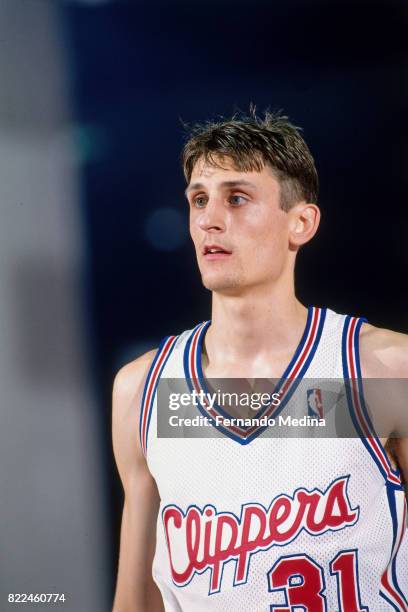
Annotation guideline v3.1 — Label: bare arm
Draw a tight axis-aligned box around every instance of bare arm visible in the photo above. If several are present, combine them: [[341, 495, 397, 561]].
[[360, 323, 408, 491], [392, 438, 408, 489], [112, 351, 165, 612]]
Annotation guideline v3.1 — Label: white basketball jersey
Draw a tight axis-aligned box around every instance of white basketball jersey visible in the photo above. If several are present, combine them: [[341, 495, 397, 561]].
[[139, 307, 408, 611]]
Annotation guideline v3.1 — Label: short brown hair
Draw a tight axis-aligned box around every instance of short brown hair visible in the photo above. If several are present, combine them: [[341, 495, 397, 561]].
[[181, 107, 318, 211]]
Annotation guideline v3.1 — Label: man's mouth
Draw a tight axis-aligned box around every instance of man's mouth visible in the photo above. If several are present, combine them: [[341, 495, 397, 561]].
[[203, 244, 232, 260]]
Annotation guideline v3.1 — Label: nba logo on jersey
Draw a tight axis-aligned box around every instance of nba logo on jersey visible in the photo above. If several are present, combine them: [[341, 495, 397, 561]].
[[307, 387, 323, 418]]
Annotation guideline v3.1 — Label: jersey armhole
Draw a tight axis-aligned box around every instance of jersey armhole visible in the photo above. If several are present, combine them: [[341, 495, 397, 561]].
[[139, 335, 178, 458], [342, 315, 403, 488]]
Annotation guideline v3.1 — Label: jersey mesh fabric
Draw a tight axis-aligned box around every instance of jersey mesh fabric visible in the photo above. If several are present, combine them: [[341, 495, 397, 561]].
[[144, 308, 408, 611]]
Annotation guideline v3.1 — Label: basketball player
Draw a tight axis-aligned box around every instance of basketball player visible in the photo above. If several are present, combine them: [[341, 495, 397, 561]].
[[112, 110, 408, 611]]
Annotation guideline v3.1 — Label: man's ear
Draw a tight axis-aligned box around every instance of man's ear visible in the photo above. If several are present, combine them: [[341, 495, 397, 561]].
[[288, 202, 321, 249]]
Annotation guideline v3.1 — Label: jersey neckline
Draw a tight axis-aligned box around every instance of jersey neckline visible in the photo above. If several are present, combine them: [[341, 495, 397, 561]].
[[182, 305, 327, 444]]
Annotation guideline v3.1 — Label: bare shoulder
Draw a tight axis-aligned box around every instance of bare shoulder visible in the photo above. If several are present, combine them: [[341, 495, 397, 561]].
[[359, 322, 408, 377], [113, 349, 158, 413], [112, 349, 158, 482]]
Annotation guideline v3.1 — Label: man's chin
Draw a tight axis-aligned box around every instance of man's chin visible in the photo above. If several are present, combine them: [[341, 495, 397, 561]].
[[201, 273, 242, 293]]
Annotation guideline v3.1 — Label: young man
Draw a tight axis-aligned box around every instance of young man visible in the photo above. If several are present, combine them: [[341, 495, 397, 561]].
[[112, 111, 408, 611]]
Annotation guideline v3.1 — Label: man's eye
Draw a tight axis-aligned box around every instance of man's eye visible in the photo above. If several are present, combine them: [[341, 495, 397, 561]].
[[193, 196, 207, 208], [229, 195, 247, 206]]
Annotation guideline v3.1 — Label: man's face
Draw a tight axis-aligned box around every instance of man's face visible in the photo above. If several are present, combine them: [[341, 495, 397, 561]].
[[186, 156, 293, 294]]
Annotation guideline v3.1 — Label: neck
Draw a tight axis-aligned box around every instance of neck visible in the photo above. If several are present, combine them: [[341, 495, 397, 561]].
[[205, 278, 309, 370]]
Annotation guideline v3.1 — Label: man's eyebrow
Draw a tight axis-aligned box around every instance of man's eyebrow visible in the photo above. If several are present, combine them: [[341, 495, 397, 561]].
[[184, 180, 258, 197]]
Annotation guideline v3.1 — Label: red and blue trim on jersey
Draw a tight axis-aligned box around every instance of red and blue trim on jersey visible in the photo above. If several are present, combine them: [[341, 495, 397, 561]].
[[341, 315, 402, 487], [139, 334, 178, 456], [183, 305, 326, 444], [380, 488, 408, 611], [342, 314, 408, 610]]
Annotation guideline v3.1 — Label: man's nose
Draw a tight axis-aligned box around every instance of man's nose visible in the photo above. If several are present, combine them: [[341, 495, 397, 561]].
[[197, 198, 226, 233]]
